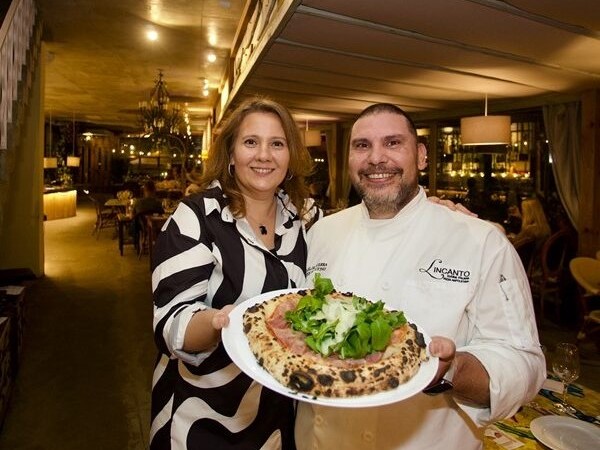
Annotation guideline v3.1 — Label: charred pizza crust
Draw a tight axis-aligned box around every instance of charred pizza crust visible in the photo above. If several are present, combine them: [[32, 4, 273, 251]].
[[242, 290, 428, 398]]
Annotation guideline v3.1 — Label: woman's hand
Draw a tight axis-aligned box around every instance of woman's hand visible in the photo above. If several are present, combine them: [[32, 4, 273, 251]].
[[428, 196, 477, 217], [183, 305, 235, 352], [211, 304, 235, 330]]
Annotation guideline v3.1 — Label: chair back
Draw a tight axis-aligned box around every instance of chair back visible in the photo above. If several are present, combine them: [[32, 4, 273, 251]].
[[116, 190, 133, 200], [569, 257, 600, 295], [513, 235, 537, 274], [539, 228, 575, 280]]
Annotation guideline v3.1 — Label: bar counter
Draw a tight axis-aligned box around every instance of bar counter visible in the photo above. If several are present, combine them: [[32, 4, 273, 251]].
[[43, 187, 77, 220]]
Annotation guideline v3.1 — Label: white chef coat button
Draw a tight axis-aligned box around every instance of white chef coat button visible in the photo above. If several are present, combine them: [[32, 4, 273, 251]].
[[314, 414, 324, 425], [362, 430, 374, 442], [381, 281, 390, 290]]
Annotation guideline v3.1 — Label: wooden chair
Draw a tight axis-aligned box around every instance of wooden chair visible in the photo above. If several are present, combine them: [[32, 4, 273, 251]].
[[512, 234, 537, 275], [569, 257, 600, 343], [134, 210, 163, 258], [529, 228, 576, 321], [116, 190, 133, 201], [90, 195, 117, 239]]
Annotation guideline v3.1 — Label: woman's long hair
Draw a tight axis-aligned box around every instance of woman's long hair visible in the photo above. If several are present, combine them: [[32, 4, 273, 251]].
[[519, 197, 551, 241], [192, 97, 314, 219]]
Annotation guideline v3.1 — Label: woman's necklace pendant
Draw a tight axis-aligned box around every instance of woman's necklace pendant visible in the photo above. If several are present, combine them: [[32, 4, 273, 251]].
[[259, 225, 267, 235]]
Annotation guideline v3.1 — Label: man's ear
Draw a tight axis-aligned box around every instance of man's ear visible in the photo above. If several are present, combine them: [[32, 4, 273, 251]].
[[417, 143, 428, 170]]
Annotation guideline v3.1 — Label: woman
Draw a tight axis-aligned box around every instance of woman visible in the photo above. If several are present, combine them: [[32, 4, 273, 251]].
[[518, 197, 551, 242], [149, 97, 319, 449]]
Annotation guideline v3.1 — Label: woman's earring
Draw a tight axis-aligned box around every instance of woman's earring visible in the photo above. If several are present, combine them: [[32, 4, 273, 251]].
[[228, 164, 234, 177], [286, 172, 293, 181]]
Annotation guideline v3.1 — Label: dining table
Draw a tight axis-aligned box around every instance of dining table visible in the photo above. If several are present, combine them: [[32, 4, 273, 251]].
[[484, 378, 600, 449], [104, 198, 130, 210]]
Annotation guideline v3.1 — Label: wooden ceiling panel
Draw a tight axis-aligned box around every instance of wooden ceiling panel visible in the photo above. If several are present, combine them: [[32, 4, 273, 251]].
[[252, 61, 474, 101], [264, 43, 548, 100], [280, 14, 599, 93], [35, 0, 600, 131]]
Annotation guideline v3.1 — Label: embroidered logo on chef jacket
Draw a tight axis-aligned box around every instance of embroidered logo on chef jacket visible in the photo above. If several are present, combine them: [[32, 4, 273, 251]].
[[419, 259, 470, 283], [306, 262, 327, 277]]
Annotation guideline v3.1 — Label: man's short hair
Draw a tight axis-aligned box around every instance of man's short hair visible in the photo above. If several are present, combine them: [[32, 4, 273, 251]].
[[355, 103, 418, 140]]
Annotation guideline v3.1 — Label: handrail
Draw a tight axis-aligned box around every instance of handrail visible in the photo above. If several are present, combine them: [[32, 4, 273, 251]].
[[0, 0, 36, 150]]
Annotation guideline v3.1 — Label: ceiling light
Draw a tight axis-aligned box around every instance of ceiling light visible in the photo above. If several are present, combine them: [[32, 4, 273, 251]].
[[460, 95, 510, 146], [147, 30, 158, 41], [207, 53, 217, 63], [208, 32, 217, 47]]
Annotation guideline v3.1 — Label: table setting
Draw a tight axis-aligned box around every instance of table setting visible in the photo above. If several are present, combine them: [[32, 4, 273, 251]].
[[485, 343, 600, 450]]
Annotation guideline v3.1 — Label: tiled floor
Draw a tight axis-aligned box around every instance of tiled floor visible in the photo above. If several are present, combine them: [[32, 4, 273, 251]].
[[0, 197, 598, 449]]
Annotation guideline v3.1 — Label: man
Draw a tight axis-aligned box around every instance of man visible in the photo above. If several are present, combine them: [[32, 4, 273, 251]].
[[296, 104, 545, 450], [133, 180, 163, 217]]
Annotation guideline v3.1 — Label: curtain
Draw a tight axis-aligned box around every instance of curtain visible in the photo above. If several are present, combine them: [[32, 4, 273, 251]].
[[542, 102, 580, 231], [325, 125, 352, 209]]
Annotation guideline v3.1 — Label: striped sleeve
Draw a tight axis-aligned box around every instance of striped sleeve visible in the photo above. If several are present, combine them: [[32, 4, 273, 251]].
[[151, 199, 216, 364]]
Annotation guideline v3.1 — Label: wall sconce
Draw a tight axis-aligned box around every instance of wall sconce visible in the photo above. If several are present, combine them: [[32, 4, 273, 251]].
[[460, 95, 511, 146]]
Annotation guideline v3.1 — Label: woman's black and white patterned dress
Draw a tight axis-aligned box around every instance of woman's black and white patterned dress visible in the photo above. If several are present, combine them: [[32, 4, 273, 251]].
[[150, 181, 320, 450]]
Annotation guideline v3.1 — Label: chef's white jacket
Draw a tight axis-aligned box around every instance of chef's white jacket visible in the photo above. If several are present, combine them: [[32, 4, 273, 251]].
[[296, 187, 546, 450]]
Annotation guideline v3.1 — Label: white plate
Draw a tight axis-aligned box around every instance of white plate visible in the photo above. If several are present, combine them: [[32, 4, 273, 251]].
[[222, 288, 439, 408], [530, 416, 600, 450]]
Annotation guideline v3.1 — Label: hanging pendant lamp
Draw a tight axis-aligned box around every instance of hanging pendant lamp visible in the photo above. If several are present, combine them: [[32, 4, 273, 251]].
[[460, 95, 511, 146], [67, 113, 80, 167], [302, 120, 321, 147], [44, 111, 58, 169]]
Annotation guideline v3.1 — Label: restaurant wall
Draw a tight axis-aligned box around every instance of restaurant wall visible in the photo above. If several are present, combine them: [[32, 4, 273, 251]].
[[0, 43, 44, 276]]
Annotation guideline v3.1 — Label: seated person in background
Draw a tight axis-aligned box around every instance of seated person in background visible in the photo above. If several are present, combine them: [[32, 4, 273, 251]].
[[512, 197, 550, 245], [133, 180, 164, 216], [184, 167, 203, 196], [504, 204, 523, 235], [133, 180, 164, 246]]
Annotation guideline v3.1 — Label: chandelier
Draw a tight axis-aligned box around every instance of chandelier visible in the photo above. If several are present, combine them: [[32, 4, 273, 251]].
[[138, 70, 182, 136]]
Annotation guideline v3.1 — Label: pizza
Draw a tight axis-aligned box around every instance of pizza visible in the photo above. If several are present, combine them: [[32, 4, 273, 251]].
[[242, 275, 428, 398]]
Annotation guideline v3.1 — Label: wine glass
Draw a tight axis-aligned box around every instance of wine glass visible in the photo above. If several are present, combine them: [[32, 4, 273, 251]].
[[552, 342, 580, 406]]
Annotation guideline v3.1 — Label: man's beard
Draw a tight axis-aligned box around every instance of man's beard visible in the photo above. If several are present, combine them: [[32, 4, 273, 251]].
[[353, 171, 419, 217]]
